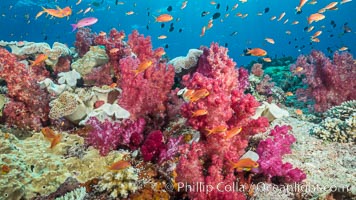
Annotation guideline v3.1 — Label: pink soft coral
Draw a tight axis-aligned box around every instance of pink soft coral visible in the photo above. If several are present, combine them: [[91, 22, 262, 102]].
[[85, 117, 145, 156], [256, 125, 306, 183], [291, 50, 356, 112], [176, 43, 269, 200]]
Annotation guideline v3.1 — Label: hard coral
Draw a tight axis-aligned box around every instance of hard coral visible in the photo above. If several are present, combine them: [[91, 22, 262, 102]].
[[0, 48, 50, 130], [291, 50, 356, 112], [85, 117, 145, 156], [256, 125, 306, 183]]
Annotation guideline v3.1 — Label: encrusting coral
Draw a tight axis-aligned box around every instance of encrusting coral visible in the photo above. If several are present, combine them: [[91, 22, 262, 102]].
[[0, 130, 134, 200], [311, 100, 356, 143]]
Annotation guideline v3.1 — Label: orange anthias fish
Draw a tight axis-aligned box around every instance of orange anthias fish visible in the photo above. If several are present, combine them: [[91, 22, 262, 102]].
[[192, 109, 208, 117], [295, 109, 303, 115], [30, 54, 48, 67], [285, 91, 294, 96], [206, 125, 227, 136], [41, 127, 62, 148], [318, 2, 338, 13], [224, 127, 242, 139], [229, 158, 259, 172], [36, 6, 72, 19], [308, 13, 325, 24], [154, 14, 173, 22], [277, 12, 286, 21], [296, 0, 308, 14], [246, 48, 267, 57], [311, 30, 322, 38], [189, 89, 210, 102], [200, 26, 206, 37], [132, 60, 153, 76], [265, 38, 275, 44], [263, 57, 272, 62], [108, 160, 131, 171]]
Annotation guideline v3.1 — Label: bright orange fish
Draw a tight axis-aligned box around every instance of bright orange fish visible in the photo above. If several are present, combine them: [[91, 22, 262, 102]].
[[206, 125, 227, 136], [30, 54, 48, 67], [246, 48, 267, 57], [224, 127, 242, 139], [41, 127, 56, 139], [319, 2, 338, 13], [311, 30, 322, 38], [192, 109, 208, 117], [263, 57, 272, 62], [126, 11, 134, 15], [155, 48, 166, 57], [157, 35, 167, 39], [132, 60, 153, 76], [295, 109, 303, 115], [339, 46, 348, 51], [189, 89, 210, 102], [311, 37, 320, 42], [308, 13, 325, 24], [36, 6, 72, 19], [296, 0, 308, 14], [155, 14, 173, 22], [200, 26, 206, 37], [108, 160, 131, 171], [293, 66, 304, 72], [229, 158, 259, 171], [265, 38, 275, 44], [50, 134, 62, 149], [307, 26, 314, 32], [285, 91, 293, 96]]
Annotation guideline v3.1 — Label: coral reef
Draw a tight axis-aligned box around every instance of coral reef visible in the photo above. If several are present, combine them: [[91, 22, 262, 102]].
[[291, 50, 356, 112], [0, 48, 50, 130], [0, 130, 131, 200], [168, 48, 203, 73], [57, 69, 81, 87], [311, 100, 356, 143], [177, 43, 269, 200], [85, 117, 146, 156], [256, 125, 307, 183], [71, 46, 109, 76], [98, 166, 139, 198], [74, 28, 96, 57], [116, 31, 175, 122]]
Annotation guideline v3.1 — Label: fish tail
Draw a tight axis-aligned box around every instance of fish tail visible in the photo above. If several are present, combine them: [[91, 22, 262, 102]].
[[70, 24, 77, 32], [132, 70, 139, 76], [295, 7, 302, 14]]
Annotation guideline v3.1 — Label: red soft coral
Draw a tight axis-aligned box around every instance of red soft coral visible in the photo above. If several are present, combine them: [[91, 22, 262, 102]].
[[0, 48, 50, 130]]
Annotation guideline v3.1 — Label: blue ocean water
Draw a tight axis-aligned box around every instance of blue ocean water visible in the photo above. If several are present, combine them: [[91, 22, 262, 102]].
[[0, 0, 355, 65]]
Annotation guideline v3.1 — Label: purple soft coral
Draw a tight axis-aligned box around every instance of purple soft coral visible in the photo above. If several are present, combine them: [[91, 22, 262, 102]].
[[85, 117, 145, 156], [256, 125, 306, 183]]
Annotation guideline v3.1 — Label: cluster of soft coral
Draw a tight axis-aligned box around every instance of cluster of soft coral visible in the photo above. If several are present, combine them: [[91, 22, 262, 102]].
[[291, 50, 356, 112], [256, 125, 306, 183], [0, 48, 50, 130], [177, 43, 270, 200]]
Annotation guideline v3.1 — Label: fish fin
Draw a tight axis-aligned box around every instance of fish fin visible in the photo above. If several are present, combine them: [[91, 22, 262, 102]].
[[131, 70, 139, 76], [56, 5, 63, 11], [70, 24, 77, 32], [296, 7, 302, 14]]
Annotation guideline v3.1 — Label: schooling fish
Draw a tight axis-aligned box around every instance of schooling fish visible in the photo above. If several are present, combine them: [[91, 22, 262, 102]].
[[154, 14, 173, 22], [71, 17, 98, 31], [212, 12, 221, 19]]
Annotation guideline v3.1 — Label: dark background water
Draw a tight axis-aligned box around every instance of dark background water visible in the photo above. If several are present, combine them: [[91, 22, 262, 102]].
[[0, 0, 355, 65]]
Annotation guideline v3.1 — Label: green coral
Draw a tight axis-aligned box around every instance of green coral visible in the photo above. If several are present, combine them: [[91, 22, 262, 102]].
[[71, 46, 109, 76], [0, 131, 131, 200], [311, 100, 356, 143], [55, 187, 87, 200]]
